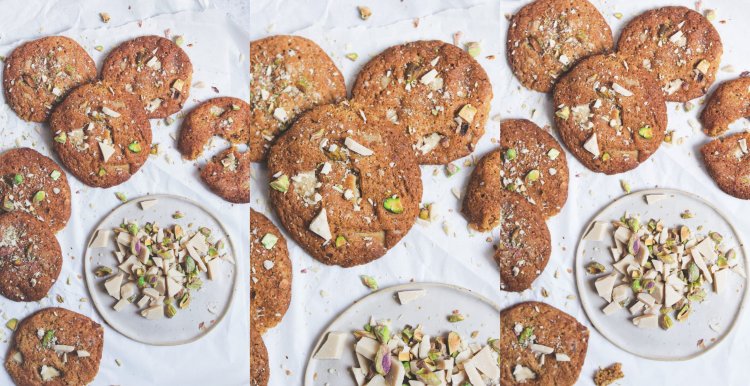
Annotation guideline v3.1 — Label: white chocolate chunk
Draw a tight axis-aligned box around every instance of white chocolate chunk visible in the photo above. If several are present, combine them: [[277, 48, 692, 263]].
[[345, 137, 374, 156], [603, 301, 622, 315], [140, 199, 158, 210], [98, 141, 116, 163], [583, 221, 608, 241], [612, 83, 633, 97], [645, 194, 667, 205], [397, 290, 426, 305], [89, 229, 111, 248], [309, 208, 332, 241], [314, 331, 348, 360], [583, 133, 600, 158], [104, 273, 124, 300], [633, 314, 659, 328], [713, 268, 729, 294], [595, 273, 617, 302]]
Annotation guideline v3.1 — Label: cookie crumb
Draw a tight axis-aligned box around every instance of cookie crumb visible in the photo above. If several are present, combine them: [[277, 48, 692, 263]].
[[594, 363, 624, 386]]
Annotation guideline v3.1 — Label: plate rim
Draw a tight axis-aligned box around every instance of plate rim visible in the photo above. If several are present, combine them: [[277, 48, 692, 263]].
[[82, 193, 239, 346], [574, 188, 749, 361]]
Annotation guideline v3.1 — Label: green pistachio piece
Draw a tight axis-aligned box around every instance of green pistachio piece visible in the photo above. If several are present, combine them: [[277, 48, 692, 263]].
[[547, 148, 560, 160], [260, 233, 278, 250], [676, 303, 691, 321], [360, 275, 378, 290], [660, 314, 673, 330], [504, 148, 517, 161], [555, 105, 570, 120], [41, 330, 55, 348], [602, 152, 611, 161], [174, 36, 185, 46], [526, 169, 540, 182], [709, 231, 723, 243], [166, 303, 177, 318], [638, 126, 654, 139], [586, 262, 606, 274], [53, 132, 67, 144], [374, 324, 391, 344], [5, 318, 18, 331], [383, 196, 404, 214], [465, 42, 481, 58], [115, 192, 127, 202], [518, 326, 534, 347], [345, 52, 358, 61], [335, 235, 347, 248], [128, 141, 142, 153], [445, 162, 460, 177], [172, 211, 184, 219], [620, 180, 631, 193], [631, 278, 642, 293], [269, 174, 290, 193], [12, 174, 23, 185], [98, 167, 107, 176], [49, 170, 61, 181], [448, 312, 465, 323], [33, 191, 46, 203], [179, 292, 191, 309], [126, 223, 139, 235], [94, 266, 112, 277]]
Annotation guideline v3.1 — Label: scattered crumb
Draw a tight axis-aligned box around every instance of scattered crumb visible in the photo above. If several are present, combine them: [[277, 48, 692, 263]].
[[594, 363, 624, 386]]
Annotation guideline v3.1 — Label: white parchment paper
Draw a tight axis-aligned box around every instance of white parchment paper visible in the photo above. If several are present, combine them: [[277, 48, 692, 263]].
[[0, 1, 250, 384]]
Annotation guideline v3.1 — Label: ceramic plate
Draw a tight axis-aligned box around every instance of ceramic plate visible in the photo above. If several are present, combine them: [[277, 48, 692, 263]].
[[575, 189, 748, 360]]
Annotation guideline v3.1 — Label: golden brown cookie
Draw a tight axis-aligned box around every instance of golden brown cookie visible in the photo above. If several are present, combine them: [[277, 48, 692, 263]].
[[500, 301, 589, 385], [700, 77, 750, 137], [250, 35, 346, 162], [617, 6, 722, 102], [49, 81, 152, 188], [3, 36, 97, 122], [494, 191, 550, 292], [200, 147, 250, 204], [5, 307, 103, 386], [463, 148, 501, 232], [0, 212, 62, 302], [267, 102, 422, 267], [179, 97, 250, 160], [553, 54, 667, 174], [0, 148, 71, 233], [507, 0, 613, 93], [500, 119, 569, 217], [250, 209, 292, 334], [250, 327, 269, 386], [351, 40, 493, 164], [101, 35, 193, 119], [701, 132, 750, 199]]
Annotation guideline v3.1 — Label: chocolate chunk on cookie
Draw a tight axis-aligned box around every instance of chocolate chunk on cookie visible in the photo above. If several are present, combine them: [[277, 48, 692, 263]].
[[6, 307, 103, 385], [251, 327, 269, 386], [500, 301, 589, 385], [0, 212, 62, 302], [351, 40, 493, 164], [200, 147, 250, 204], [702, 132, 750, 199], [700, 77, 750, 137], [507, 0, 613, 93], [500, 119, 569, 217], [3, 36, 96, 122], [617, 6, 722, 102], [102, 35, 193, 119], [179, 97, 250, 160], [267, 103, 422, 267], [250, 209, 292, 333], [463, 148, 502, 232], [494, 191, 550, 292], [0, 148, 71, 233], [49, 81, 152, 188], [553, 54, 667, 174], [250, 35, 346, 162]]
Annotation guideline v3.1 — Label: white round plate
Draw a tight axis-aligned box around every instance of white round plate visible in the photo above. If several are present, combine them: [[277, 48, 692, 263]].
[[304, 282, 500, 386], [575, 189, 748, 361], [84, 194, 238, 346]]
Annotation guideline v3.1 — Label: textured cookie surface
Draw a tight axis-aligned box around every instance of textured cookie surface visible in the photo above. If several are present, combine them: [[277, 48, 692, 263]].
[[6, 307, 103, 386], [250, 327, 269, 386], [494, 191, 550, 292], [179, 97, 250, 160], [0, 148, 71, 233], [553, 54, 667, 174], [3, 36, 96, 122], [250, 35, 346, 162], [463, 148, 501, 232], [0, 212, 62, 302], [49, 82, 152, 188], [617, 6, 722, 102], [500, 119, 569, 217], [500, 301, 589, 386], [267, 103, 422, 267], [250, 209, 292, 334], [101, 35, 192, 119], [200, 147, 250, 204], [700, 77, 750, 137], [351, 40, 492, 164], [701, 132, 750, 199], [507, 0, 613, 93]]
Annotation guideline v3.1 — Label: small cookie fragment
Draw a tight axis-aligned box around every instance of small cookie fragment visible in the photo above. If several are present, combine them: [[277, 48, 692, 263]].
[[250, 327, 269, 386], [506, 0, 614, 93], [3, 36, 97, 122], [594, 363, 624, 386], [700, 77, 750, 137], [102, 35, 193, 118], [250, 35, 346, 162], [463, 148, 501, 231], [617, 6, 723, 102], [200, 147, 250, 203], [250, 209, 292, 333], [701, 132, 750, 199], [179, 97, 250, 160]]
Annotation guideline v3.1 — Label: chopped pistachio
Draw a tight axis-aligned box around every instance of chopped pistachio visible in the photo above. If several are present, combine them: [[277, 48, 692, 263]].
[[174, 35, 185, 46], [94, 45, 104, 52], [447, 311, 465, 323], [445, 162, 460, 177], [345, 52, 358, 61], [166, 303, 177, 318], [586, 262, 606, 274], [49, 170, 61, 181], [269, 174, 290, 193], [128, 141, 142, 153], [5, 318, 18, 331], [360, 275, 378, 290], [555, 105, 570, 120], [620, 180, 631, 194], [12, 174, 23, 186], [705, 9, 717, 22], [526, 169, 540, 182], [383, 196, 404, 214], [115, 192, 127, 202], [465, 42, 481, 57], [53, 132, 67, 144], [504, 148, 517, 161], [172, 211, 184, 219], [33, 191, 46, 203], [260, 233, 278, 250], [638, 126, 654, 139], [547, 148, 560, 160]]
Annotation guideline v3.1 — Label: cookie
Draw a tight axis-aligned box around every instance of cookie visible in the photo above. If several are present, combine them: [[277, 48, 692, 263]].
[[0, 148, 71, 233], [250, 35, 346, 162], [500, 119, 569, 217], [101, 35, 193, 119], [700, 77, 750, 137], [553, 54, 667, 174], [250, 327, 269, 386], [6, 307, 103, 386], [500, 301, 589, 386], [507, 0, 613, 93], [351, 40, 493, 164], [200, 147, 250, 204], [49, 81, 152, 188], [267, 102, 422, 267], [3, 36, 97, 122], [463, 148, 501, 232], [617, 6, 722, 102], [494, 191, 550, 292], [179, 97, 250, 160], [0, 212, 62, 302], [250, 209, 292, 333], [701, 132, 750, 199]]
